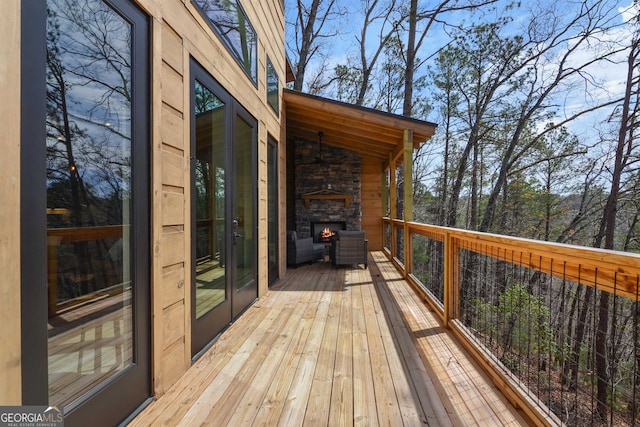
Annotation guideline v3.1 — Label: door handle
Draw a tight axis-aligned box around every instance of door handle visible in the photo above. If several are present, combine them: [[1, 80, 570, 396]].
[[233, 232, 242, 243]]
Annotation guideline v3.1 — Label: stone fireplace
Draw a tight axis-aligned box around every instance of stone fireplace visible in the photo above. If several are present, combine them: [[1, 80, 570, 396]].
[[293, 138, 361, 238]]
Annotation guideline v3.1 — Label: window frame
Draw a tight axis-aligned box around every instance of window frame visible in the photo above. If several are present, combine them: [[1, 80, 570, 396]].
[[21, 0, 151, 423], [266, 56, 280, 116], [192, 0, 259, 86]]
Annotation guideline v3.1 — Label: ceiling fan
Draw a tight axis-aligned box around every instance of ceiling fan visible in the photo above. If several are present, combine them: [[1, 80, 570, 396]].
[[299, 131, 326, 165]]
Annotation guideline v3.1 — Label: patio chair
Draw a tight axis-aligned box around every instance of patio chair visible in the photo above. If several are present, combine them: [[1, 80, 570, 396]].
[[330, 230, 368, 268], [287, 231, 324, 266]]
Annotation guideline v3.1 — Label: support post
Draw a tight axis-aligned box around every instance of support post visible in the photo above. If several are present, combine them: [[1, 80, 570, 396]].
[[403, 130, 413, 275], [381, 169, 389, 252], [389, 153, 397, 258]]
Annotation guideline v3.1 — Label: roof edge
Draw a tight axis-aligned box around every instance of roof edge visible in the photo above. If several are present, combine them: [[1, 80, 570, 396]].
[[283, 88, 438, 129]]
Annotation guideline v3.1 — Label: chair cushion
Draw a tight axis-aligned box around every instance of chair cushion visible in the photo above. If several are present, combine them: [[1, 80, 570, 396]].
[[335, 230, 365, 239]]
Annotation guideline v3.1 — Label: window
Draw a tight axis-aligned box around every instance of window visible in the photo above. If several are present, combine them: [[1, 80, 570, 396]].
[[266, 57, 279, 115], [22, 0, 150, 423], [193, 0, 258, 84]]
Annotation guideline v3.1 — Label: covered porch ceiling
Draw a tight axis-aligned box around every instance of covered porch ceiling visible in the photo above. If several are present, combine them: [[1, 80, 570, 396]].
[[284, 89, 437, 162]]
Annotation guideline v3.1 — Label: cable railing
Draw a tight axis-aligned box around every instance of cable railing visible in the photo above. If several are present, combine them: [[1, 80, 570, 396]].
[[383, 218, 640, 427]]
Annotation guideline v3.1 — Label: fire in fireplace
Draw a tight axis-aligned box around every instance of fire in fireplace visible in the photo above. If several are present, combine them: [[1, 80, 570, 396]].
[[311, 221, 346, 243], [320, 227, 336, 242]]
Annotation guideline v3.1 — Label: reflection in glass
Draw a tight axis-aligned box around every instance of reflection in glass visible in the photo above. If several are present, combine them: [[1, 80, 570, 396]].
[[266, 58, 279, 115], [193, 0, 258, 82], [194, 81, 227, 319], [267, 142, 277, 285], [235, 117, 254, 290], [46, 0, 133, 407]]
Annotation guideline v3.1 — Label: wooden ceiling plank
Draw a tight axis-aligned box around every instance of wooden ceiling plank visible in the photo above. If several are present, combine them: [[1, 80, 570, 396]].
[[284, 89, 437, 161], [286, 111, 407, 143], [284, 90, 436, 139], [285, 121, 401, 148], [286, 126, 396, 157], [286, 107, 434, 146]]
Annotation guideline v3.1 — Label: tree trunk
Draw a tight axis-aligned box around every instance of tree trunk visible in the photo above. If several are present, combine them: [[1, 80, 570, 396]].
[[293, 0, 322, 91], [402, 0, 417, 117]]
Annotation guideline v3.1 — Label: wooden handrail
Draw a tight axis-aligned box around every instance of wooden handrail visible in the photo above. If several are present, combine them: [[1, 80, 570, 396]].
[[47, 225, 126, 317], [407, 221, 640, 300], [382, 217, 640, 426], [384, 218, 640, 300], [48, 225, 125, 243]]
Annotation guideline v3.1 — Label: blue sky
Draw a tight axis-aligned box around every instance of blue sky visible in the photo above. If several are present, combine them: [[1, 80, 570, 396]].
[[285, 0, 637, 119], [286, 0, 639, 193]]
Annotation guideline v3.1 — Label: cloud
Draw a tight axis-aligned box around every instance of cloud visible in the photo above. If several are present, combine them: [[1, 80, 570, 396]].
[[620, 1, 639, 23]]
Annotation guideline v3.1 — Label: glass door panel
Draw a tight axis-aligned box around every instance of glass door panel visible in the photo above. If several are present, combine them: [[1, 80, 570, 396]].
[[43, 0, 150, 422], [46, 0, 134, 408], [194, 81, 227, 319], [234, 117, 254, 291], [191, 64, 232, 357], [267, 140, 278, 285], [190, 59, 256, 353], [231, 113, 257, 316]]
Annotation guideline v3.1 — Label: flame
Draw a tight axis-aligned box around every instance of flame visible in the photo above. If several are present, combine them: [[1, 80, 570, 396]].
[[320, 227, 336, 241]]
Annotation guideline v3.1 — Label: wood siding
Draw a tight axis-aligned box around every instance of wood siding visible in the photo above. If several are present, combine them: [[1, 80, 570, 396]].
[[361, 157, 384, 251], [140, 0, 286, 396], [0, 0, 22, 405], [5, 0, 286, 401]]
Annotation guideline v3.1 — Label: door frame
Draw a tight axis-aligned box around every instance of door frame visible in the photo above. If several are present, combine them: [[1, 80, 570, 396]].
[[20, 0, 151, 424], [230, 103, 258, 318], [190, 58, 258, 358], [267, 137, 279, 286], [190, 62, 232, 357]]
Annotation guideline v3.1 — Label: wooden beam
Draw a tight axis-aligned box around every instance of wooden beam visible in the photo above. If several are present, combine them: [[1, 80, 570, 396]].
[[381, 170, 388, 218], [301, 191, 352, 208], [389, 155, 397, 220], [403, 130, 413, 276], [286, 122, 401, 154], [403, 130, 413, 223]]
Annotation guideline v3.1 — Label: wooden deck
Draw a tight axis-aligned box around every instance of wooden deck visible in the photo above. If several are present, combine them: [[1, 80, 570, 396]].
[[129, 252, 528, 426]]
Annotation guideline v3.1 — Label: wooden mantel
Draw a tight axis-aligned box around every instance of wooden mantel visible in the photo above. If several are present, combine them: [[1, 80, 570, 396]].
[[302, 189, 352, 208]]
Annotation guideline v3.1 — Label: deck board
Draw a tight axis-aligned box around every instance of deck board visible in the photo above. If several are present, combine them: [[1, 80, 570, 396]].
[[129, 252, 528, 426]]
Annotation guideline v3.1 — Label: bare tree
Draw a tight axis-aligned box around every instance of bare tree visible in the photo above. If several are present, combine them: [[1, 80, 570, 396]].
[[477, 1, 628, 233], [401, 0, 499, 117], [591, 11, 640, 418], [46, 0, 134, 294], [352, 0, 402, 106], [288, 0, 344, 91]]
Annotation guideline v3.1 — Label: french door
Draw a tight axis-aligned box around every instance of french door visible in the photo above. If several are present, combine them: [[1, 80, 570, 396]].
[[191, 60, 258, 357], [268, 139, 279, 285], [21, 0, 151, 425]]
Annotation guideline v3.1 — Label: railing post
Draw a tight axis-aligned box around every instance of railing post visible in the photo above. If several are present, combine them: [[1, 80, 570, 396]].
[[405, 223, 412, 277], [443, 232, 454, 328]]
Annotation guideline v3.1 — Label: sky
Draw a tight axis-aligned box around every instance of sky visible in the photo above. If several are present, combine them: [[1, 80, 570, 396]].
[[285, 0, 639, 191], [286, 0, 638, 144], [285, 0, 637, 123]]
